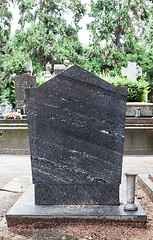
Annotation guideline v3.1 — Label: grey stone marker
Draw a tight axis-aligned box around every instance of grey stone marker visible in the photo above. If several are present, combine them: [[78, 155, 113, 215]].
[[0, 101, 12, 116], [25, 65, 127, 206], [54, 59, 72, 75], [27, 61, 33, 76], [41, 62, 52, 80], [15, 73, 36, 112]]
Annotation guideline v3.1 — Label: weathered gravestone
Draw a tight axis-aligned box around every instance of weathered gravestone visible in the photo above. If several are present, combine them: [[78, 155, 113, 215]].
[[0, 101, 12, 116], [15, 73, 36, 112], [25, 65, 127, 206], [41, 62, 52, 80], [54, 59, 72, 75]]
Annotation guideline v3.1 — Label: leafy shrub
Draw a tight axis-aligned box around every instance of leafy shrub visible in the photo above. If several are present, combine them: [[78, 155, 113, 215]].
[[36, 73, 48, 86], [36, 71, 56, 86], [97, 73, 150, 102]]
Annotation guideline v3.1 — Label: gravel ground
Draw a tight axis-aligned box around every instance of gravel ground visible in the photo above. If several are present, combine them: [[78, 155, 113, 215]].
[[0, 184, 153, 240], [0, 191, 21, 222]]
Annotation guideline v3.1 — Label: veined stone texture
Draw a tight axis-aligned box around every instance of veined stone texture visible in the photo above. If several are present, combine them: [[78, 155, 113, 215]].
[[25, 65, 127, 205]]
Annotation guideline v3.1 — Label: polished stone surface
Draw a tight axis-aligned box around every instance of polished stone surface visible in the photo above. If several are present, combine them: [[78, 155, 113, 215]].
[[35, 183, 119, 205], [1, 176, 32, 193], [25, 65, 127, 205]]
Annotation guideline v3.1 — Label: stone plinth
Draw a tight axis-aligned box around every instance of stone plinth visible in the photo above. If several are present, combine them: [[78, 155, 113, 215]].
[[6, 182, 147, 227]]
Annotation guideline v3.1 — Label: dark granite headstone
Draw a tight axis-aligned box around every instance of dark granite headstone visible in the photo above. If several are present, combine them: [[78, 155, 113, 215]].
[[15, 73, 36, 111], [25, 65, 127, 206]]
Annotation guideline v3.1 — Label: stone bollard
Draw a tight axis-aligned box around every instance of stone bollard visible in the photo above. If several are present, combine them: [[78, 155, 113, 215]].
[[27, 61, 33, 76], [124, 173, 138, 211]]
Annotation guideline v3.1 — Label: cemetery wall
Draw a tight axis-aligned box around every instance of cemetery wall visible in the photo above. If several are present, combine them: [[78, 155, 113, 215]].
[[0, 118, 153, 155], [0, 121, 29, 154], [124, 127, 153, 155], [126, 103, 153, 117]]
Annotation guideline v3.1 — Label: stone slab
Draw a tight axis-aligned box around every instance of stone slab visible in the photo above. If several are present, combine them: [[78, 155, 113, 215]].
[[6, 184, 147, 227], [137, 174, 153, 202], [1, 176, 32, 193]]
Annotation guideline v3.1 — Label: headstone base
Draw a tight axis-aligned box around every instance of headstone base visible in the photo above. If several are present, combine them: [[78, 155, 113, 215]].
[[35, 183, 119, 205], [6, 185, 147, 227]]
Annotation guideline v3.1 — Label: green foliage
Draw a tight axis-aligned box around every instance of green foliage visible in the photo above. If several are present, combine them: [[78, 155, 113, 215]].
[[15, 0, 86, 28], [0, 0, 86, 105], [0, 3, 13, 104], [98, 72, 150, 102], [36, 73, 49, 86], [88, 0, 148, 48], [62, 236, 67, 240], [141, 16, 153, 86], [11, 0, 86, 70], [1, 0, 153, 104], [0, 2, 12, 52], [0, 38, 30, 105], [86, 0, 151, 81]]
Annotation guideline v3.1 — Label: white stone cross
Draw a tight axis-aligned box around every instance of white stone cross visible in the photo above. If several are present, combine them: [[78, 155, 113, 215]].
[[121, 61, 142, 81]]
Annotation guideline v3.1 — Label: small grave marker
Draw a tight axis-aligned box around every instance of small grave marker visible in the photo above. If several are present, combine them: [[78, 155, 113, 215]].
[[41, 62, 52, 80], [15, 62, 36, 113]]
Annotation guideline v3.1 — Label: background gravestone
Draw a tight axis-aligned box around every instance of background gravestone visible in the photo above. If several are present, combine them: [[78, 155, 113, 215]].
[[0, 101, 12, 116], [15, 73, 36, 113], [41, 62, 52, 80], [121, 61, 142, 81], [25, 65, 127, 206], [54, 59, 72, 75]]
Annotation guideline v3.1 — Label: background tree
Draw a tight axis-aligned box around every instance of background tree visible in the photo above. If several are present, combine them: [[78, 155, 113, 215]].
[[142, 11, 153, 87], [0, 0, 86, 105], [1, 0, 153, 105], [87, 0, 149, 74], [13, 0, 86, 71], [0, 2, 13, 104], [0, 2, 12, 52]]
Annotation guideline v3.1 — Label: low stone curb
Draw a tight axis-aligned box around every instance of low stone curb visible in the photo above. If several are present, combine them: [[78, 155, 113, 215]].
[[137, 174, 153, 202]]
